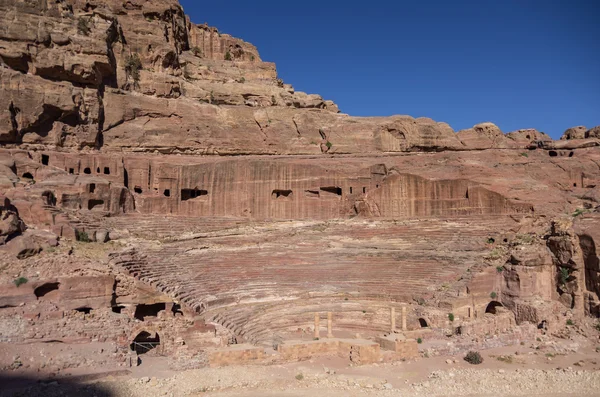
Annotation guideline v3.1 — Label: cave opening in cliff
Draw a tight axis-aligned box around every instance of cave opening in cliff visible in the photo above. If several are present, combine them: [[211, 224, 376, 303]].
[[41, 154, 49, 166], [171, 303, 183, 316], [84, 168, 91, 174], [549, 151, 558, 157], [272, 189, 293, 199], [163, 189, 170, 197], [112, 306, 125, 314], [69, 168, 74, 174], [569, 152, 574, 157], [363, 187, 367, 194], [34, 282, 60, 299], [75, 307, 92, 314], [130, 331, 160, 355], [88, 199, 104, 211], [89, 183, 96, 193], [305, 190, 320, 198], [104, 167, 110, 175], [134, 303, 166, 321], [349, 187, 353, 194], [181, 189, 208, 201], [418, 318, 429, 328], [22, 172, 33, 180], [320, 186, 342, 196], [485, 301, 503, 315], [134, 186, 143, 194]]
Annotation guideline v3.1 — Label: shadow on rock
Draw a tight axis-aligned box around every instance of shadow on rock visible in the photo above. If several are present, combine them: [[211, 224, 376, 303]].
[[0, 373, 123, 397]]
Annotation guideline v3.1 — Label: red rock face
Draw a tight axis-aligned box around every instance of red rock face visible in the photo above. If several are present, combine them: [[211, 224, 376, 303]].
[[0, 0, 599, 362]]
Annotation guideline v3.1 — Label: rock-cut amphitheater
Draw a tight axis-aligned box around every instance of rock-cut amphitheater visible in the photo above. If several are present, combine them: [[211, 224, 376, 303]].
[[1, 0, 600, 375]]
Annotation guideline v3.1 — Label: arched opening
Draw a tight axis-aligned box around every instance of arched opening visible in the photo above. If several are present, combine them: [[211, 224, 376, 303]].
[[69, 168, 75, 174], [485, 301, 503, 315], [134, 303, 166, 321], [549, 151, 558, 157], [96, 167, 100, 174], [22, 172, 34, 180], [34, 282, 60, 299], [526, 135, 531, 140], [569, 151, 574, 158], [418, 318, 428, 328], [130, 331, 160, 355], [84, 168, 91, 174], [89, 183, 96, 193], [349, 187, 353, 194], [103, 167, 110, 175], [134, 186, 143, 194], [362, 187, 366, 194], [163, 189, 170, 197]]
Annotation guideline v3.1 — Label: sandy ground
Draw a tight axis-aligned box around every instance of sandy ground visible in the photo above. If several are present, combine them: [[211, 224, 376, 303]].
[[3, 342, 600, 397]]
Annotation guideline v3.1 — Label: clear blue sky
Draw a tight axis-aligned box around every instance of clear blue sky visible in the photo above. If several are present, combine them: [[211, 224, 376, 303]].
[[180, 0, 599, 139]]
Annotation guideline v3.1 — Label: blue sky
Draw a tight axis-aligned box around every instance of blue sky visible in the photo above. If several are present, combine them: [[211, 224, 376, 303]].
[[180, 0, 599, 139]]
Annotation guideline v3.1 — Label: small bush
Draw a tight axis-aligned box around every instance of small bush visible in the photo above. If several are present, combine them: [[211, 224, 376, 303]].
[[490, 291, 497, 299], [77, 17, 91, 36], [520, 152, 529, 157], [238, 76, 245, 83], [559, 267, 570, 285], [573, 208, 585, 217], [417, 337, 422, 344], [76, 230, 91, 243], [594, 321, 600, 332], [448, 313, 455, 322], [295, 373, 304, 381], [192, 46, 202, 57], [125, 53, 142, 85], [464, 351, 483, 365], [271, 95, 277, 105], [14, 277, 28, 287], [326, 141, 333, 149], [496, 266, 504, 273], [251, 55, 255, 61], [496, 355, 513, 363], [224, 51, 232, 61], [486, 237, 495, 244], [566, 319, 574, 326], [362, 310, 366, 313]]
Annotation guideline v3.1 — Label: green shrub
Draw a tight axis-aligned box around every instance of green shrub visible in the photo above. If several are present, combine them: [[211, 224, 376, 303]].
[[566, 319, 574, 326], [14, 277, 28, 287], [295, 373, 304, 380], [448, 313, 455, 322], [326, 141, 333, 149], [573, 208, 585, 217], [559, 267, 570, 285], [520, 152, 528, 157], [486, 237, 495, 244], [238, 77, 245, 83], [125, 53, 142, 85], [251, 55, 255, 61], [77, 17, 91, 36], [490, 291, 497, 299], [76, 230, 91, 243], [496, 266, 504, 273], [224, 51, 232, 61], [464, 351, 483, 365], [417, 337, 422, 344], [192, 46, 202, 57]]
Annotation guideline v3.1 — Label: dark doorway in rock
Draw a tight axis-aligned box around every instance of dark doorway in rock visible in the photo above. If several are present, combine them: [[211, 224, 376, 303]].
[[171, 303, 183, 316], [22, 172, 33, 180], [41, 154, 49, 166], [34, 282, 60, 299], [104, 167, 110, 175], [569, 152, 574, 158], [96, 167, 100, 173], [88, 199, 104, 211], [163, 189, 170, 197], [549, 151, 558, 157], [418, 318, 428, 328], [305, 190, 319, 198], [42, 191, 56, 206], [134, 186, 143, 194], [130, 331, 160, 355], [320, 186, 342, 196], [485, 301, 503, 315], [84, 168, 91, 174], [181, 189, 208, 201], [69, 168, 75, 174], [75, 307, 92, 314], [112, 306, 125, 314], [134, 303, 166, 321], [363, 187, 367, 194], [89, 183, 96, 193], [272, 189, 292, 199]]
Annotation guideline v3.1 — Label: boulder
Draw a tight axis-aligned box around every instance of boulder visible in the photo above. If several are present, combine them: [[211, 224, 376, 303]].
[[561, 126, 587, 140]]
